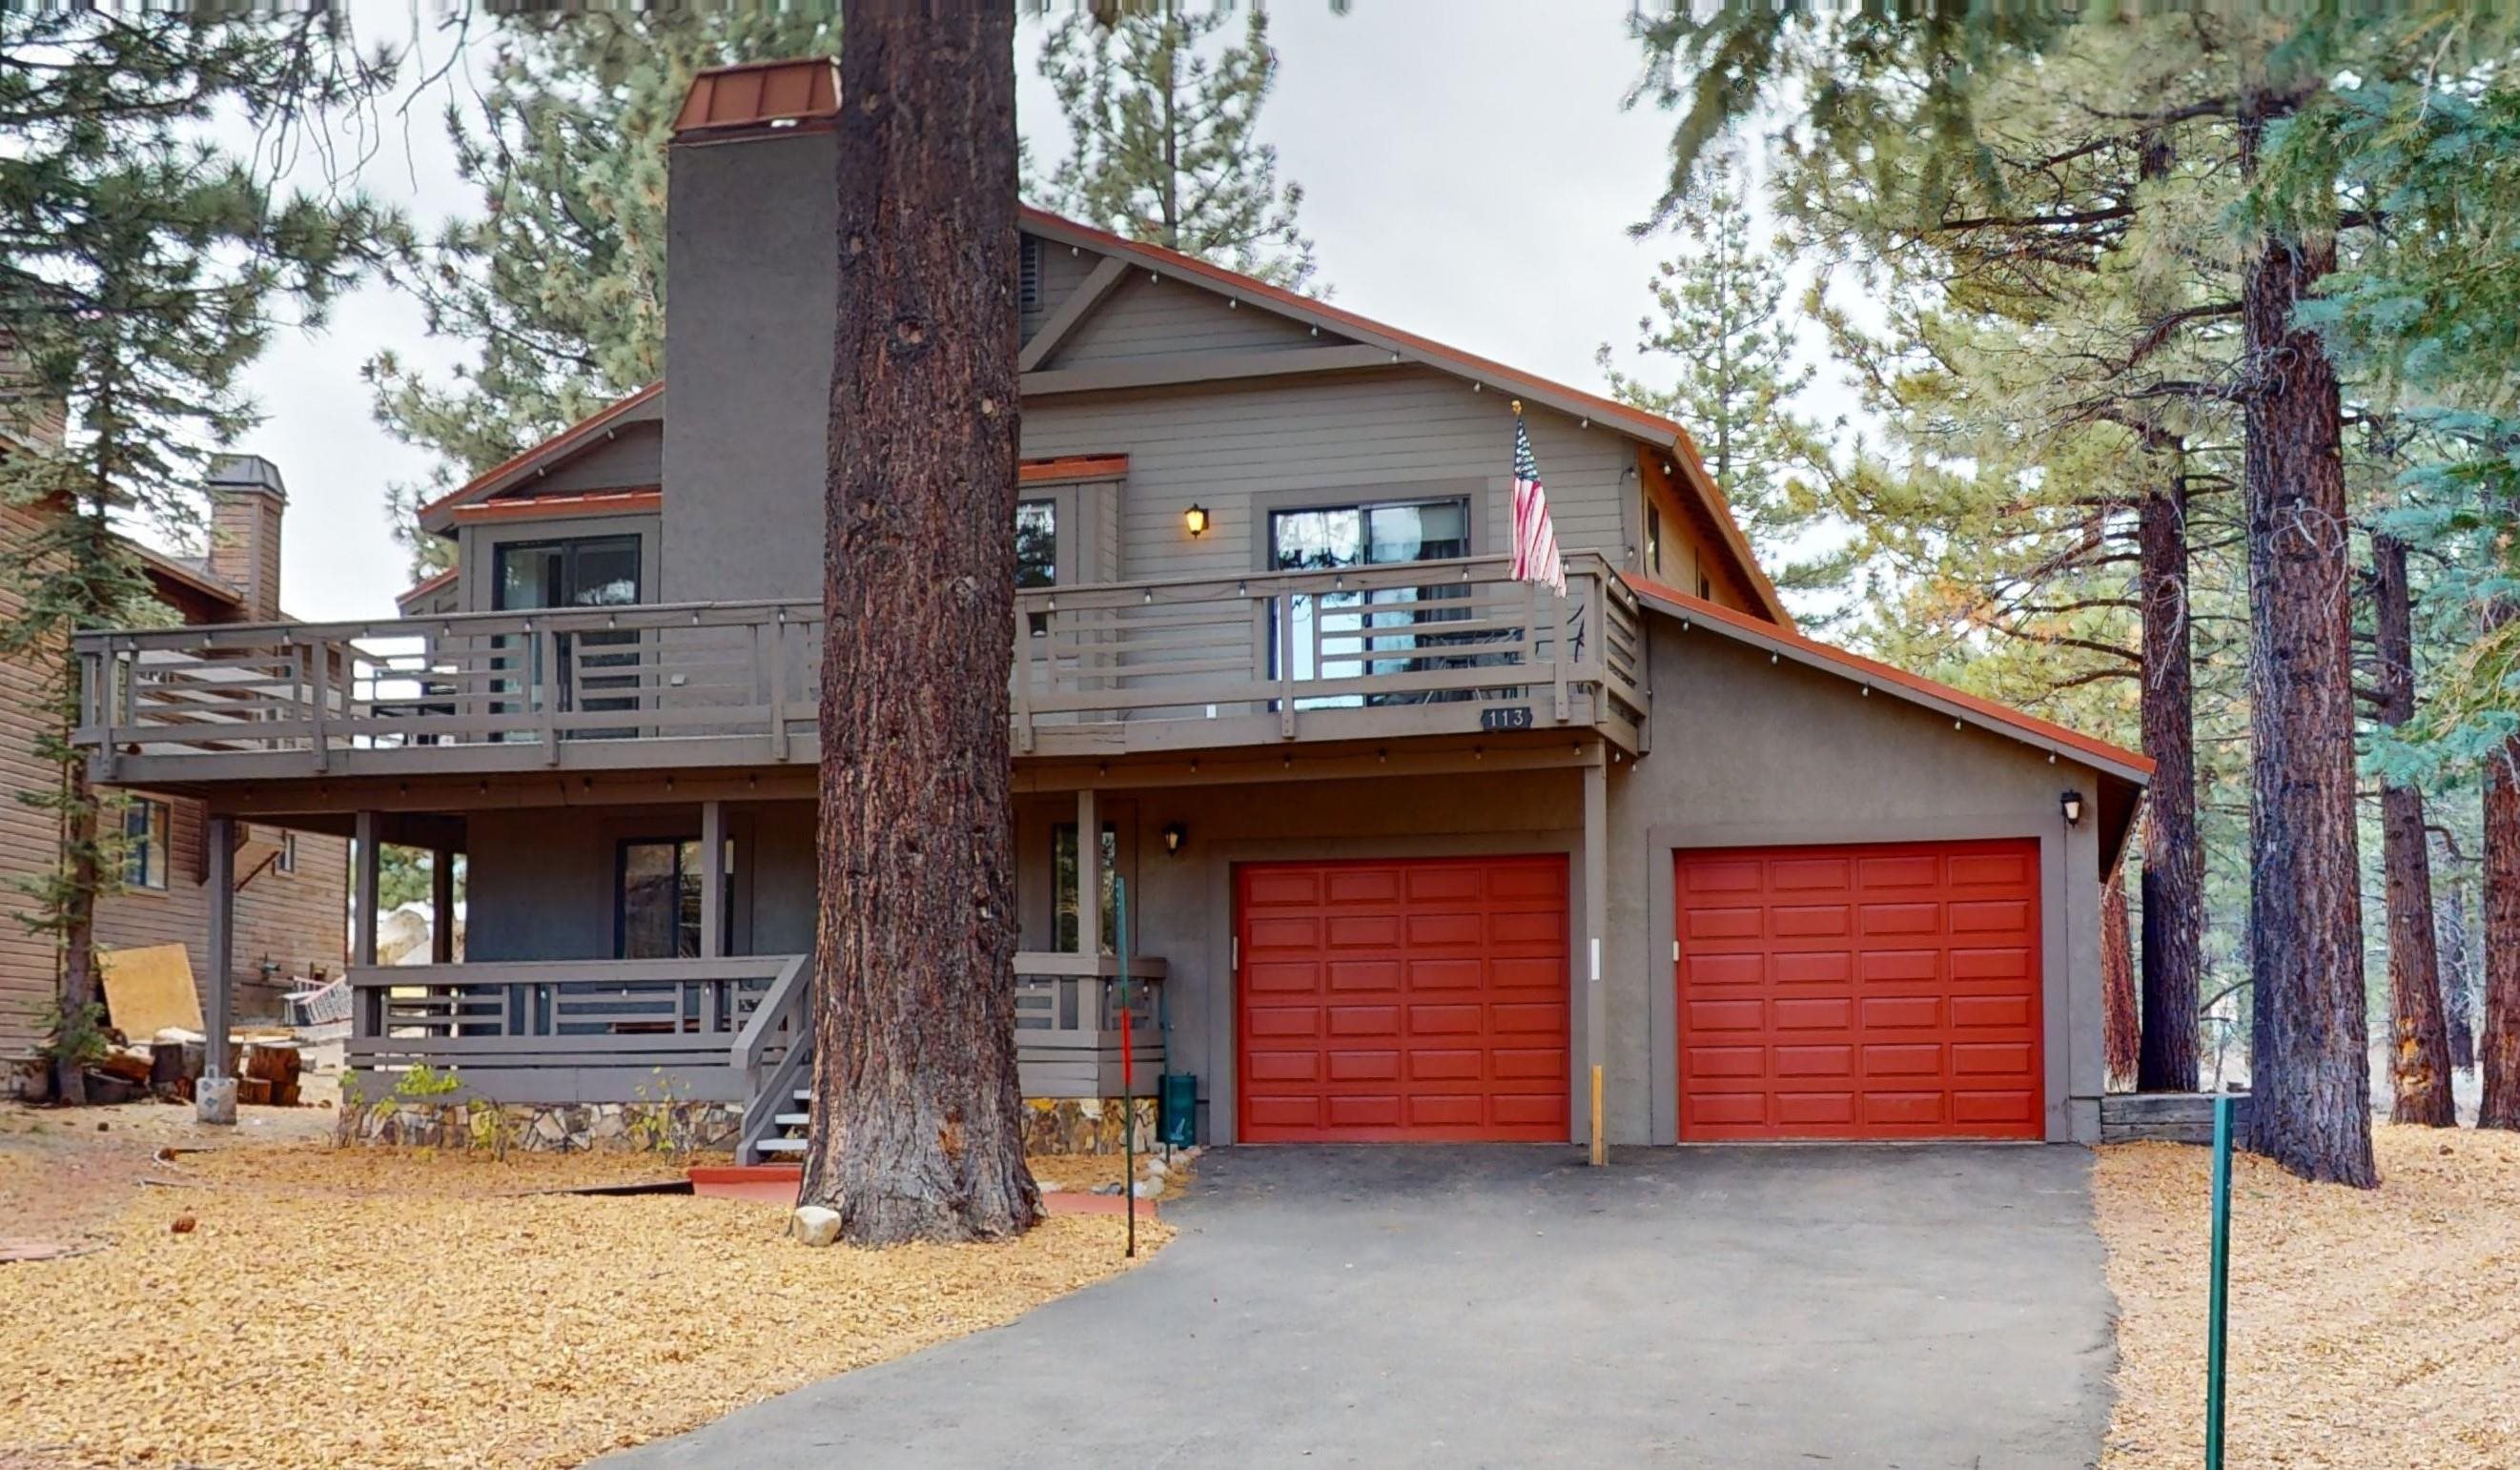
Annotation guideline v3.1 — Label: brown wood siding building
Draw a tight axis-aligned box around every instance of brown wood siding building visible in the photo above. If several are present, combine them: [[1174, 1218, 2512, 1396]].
[[0, 495, 350, 1063]]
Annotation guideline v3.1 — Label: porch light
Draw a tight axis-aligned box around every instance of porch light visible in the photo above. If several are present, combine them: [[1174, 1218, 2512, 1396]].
[[2060, 789, 2085, 827], [1161, 821, 1188, 856], [1183, 503, 1210, 538]]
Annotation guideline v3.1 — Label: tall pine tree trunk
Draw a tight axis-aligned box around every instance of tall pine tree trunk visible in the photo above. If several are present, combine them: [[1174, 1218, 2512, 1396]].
[[2370, 533, 2453, 1125], [2137, 472, 2202, 1092], [2102, 868, 2139, 1090], [2368, 540, 2448, 1129], [2440, 862, 2476, 1071], [2483, 734, 2520, 1130], [803, 0, 1040, 1244], [2236, 98, 2375, 1186]]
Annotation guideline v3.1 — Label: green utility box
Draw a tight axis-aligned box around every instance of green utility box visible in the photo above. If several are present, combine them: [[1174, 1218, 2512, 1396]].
[[1158, 1072, 1198, 1149]]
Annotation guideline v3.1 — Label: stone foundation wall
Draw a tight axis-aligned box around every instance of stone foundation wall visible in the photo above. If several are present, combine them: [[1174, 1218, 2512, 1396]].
[[1020, 1097, 1158, 1155], [337, 1097, 743, 1154]]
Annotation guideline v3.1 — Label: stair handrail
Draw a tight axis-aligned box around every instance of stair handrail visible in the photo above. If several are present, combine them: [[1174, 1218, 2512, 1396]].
[[731, 950, 813, 1072]]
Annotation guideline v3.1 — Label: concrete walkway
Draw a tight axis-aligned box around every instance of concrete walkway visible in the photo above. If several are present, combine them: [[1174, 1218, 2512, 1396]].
[[606, 1145, 2114, 1468]]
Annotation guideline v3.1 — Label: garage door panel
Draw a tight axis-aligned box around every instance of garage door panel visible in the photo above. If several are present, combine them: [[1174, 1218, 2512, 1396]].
[[1324, 868, 1403, 904], [1327, 1051, 1401, 1082], [1240, 855, 1568, 1143], [1328, 914, 1404, 949], [1325, 959, 1401, 992], [1678, 840, 2041, 1142], [1776, 1092, 1856, 1125], [1772, 904, 1853, 938], [1861, 995, 1941, 1030], [1772, 997, 1852, 1031], [1326, 1005, 1399, 1037], [1772, 950, 1853, 986]]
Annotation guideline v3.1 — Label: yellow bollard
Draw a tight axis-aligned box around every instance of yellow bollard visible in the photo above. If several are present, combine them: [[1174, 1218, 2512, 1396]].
[[1588, 1064, 1605, 1167]]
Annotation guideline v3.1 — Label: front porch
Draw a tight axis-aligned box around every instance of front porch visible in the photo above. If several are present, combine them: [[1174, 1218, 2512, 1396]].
[[339, 950, 1167, 1165]]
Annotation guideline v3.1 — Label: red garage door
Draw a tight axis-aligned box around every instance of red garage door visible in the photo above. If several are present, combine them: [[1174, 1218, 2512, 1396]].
[[1238, 855, 1568, 1142], [1676, 840, 2043, 1141]]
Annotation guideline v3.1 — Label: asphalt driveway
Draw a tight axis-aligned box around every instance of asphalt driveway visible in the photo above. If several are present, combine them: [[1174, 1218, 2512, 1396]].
[[605, 1145, 2113, 1468]]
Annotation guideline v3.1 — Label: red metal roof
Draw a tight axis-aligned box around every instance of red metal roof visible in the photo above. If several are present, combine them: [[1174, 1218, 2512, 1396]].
[[1020, 455, 1129, 483], [447, 487, 663, 524], [672, 58, 839, 136], [1621, 571, 2154, 782], [394, 564, 458, 608]]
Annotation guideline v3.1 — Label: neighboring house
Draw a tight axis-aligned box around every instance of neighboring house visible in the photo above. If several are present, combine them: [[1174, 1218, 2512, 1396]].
[[72, 58, 2148, 1158], [1, 425, 352, 1066]]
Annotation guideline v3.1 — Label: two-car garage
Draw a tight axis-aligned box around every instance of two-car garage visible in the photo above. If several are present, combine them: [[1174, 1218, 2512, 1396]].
[[1232, 841, 2043, 1145]]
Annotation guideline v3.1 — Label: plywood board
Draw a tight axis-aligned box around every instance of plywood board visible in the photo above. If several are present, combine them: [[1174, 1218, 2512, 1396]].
[[98, 943, 202, 1039]]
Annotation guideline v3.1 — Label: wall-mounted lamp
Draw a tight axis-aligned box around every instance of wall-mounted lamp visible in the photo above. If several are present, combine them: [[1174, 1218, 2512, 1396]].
[[1183, 503, 1210, 539], [1160, 821, 1189, 856], [2060, 789, 2085, 827]]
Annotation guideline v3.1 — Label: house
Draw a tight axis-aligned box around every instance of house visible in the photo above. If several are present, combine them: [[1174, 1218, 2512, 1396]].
[[1, 435, 351, 1068], [69, 58, 2148, 1157]]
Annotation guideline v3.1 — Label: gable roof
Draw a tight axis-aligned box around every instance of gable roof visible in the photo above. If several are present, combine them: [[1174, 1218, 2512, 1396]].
[[414, 382, 664, 535], [1621, 571, 2153, 786]]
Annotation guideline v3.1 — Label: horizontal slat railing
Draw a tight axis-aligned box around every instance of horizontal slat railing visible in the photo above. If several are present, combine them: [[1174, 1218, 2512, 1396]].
[[346, 955, 801, 1107], [72, 554, 1642, 779], [1014, 953, 1166, 1100]]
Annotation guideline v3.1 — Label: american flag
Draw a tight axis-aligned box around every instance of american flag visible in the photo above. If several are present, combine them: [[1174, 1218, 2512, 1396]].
[[1510, 412, 1566, 597]]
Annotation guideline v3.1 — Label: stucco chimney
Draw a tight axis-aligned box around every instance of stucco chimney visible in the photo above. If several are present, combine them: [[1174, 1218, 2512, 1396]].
[[661, 58, 841, 604], [205, 454, 286, 622]]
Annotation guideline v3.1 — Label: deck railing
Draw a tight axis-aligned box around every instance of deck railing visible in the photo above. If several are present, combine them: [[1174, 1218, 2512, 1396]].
[[343, 953, 1166, 1162], [72, 552, 1642, 781]]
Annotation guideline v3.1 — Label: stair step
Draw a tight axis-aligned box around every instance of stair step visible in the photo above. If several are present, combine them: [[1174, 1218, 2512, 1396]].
[[754, 1136, 808, 1154], [792, 1089, 811, 1102], [773, 1113, 810, 1127]]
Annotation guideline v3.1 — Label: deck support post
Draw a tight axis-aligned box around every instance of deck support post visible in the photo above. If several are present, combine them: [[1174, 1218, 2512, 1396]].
[[200, 814, 236, 1115], [1075, 787, 1101, 955], [1582, 751, 1608, 1165], [354, 810, 380, 968], [429, 846, 456, 964], [699, 800, 727, 959]]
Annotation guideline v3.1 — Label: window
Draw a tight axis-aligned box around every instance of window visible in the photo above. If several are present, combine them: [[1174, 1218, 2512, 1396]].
[[1268, 496, 1471, 697], [1646, 503, 1664, 578], [1015, 500, 1057, 636], [492, 536, 641, 612], [122, 799, 170, 890], [275, 830, 297, 876], [1696, 571, 1712, 602], [616, 838, 734, 959], [1051, 823, 1118, 953]]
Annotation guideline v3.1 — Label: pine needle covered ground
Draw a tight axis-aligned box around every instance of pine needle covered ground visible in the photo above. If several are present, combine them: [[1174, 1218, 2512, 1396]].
[[2097, 1124, 2520, 1468], [0, 1134, 1165, 1469]]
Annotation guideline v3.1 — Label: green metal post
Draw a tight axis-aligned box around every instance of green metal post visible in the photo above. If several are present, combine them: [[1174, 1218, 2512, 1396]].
[[2205, 1092, 2233, 1470], [1117, 878, 1135, 1259]]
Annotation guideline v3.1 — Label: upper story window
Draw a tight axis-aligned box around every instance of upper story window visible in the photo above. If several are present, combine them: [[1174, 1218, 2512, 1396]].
[[274, 830, 297, 876], [122, 798, 171, 891], [1268, 497, 1468, 573], [1646, 503, 1664, 579], [493, 536, 641, 612]]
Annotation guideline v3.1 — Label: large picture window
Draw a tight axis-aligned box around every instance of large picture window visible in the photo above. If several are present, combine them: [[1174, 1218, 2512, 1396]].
[[1268, 496, 1471, 699]]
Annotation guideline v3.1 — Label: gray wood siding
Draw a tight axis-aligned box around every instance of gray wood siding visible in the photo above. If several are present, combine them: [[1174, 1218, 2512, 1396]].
[[1024, 234, 1099, 338], [1022, 367, 1632, 583], [1046, 268, 1342, 367], [504, 420, 662, 496]]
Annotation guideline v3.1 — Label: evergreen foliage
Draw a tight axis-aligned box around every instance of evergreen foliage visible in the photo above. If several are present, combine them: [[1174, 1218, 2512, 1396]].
[[1037, 0, 1317, 291]]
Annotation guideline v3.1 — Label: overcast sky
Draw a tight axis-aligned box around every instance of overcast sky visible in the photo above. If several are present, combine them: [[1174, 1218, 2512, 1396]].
[[227, 1, 1798, 623]]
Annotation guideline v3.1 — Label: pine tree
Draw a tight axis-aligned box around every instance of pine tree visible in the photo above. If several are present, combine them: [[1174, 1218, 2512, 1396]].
[[804, 0, 1038, 1244], [1037, 0, 1318, 291], [0, 10, 383, 1101], [1596, 153, 1838, 595], [368, 10, 840, 574]]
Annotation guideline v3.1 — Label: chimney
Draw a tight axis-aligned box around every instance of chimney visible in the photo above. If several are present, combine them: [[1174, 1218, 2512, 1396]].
[[206, 454, 286, 622], [661, 58, 842, 604]]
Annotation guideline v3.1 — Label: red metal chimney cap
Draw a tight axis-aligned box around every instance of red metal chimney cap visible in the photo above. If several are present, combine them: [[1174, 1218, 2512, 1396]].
[[672, 57, 839, 137]]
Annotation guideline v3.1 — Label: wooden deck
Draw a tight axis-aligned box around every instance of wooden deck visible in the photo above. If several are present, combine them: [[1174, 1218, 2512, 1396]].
[[72, 553, 1644, 787]]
